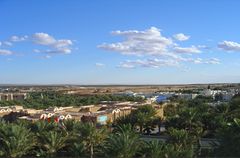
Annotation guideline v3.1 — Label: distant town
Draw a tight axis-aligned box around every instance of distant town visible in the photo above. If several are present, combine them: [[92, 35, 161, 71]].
[[1, 84, 240, 157], [0, 84, 239, 124]]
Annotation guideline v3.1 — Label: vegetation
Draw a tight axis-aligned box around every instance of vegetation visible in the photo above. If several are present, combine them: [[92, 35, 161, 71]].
[[0, 121, 36, 158], [78, 123, 107, 158], [115, 105, 158, 134], [103, 124, 141, 158], [0, 94, 240, 157], [0, 120, 197, 158], [0, 92, 145, 109], [164, 94, 240, 157], [216, 118, 240, 157]]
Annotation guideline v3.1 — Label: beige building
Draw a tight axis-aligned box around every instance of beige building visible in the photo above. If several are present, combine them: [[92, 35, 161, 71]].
[[80, 105, 133, 125], [0, 93, 27, 101], [0, 105, 24, 117], [2, 102, 164, 124]]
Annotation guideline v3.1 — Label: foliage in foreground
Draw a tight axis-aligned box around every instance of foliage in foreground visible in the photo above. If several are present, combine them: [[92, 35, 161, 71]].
[[1, 95, 240, 157], [0, 120, 199, 158]]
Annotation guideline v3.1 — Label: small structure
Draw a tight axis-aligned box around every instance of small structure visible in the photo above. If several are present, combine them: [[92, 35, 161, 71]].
[[156, 95, 168, 103], [0, 93, 27, 101]]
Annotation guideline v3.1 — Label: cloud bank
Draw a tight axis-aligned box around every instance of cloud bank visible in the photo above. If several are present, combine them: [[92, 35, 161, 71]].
[[0, 33, 73, 57], [99, 27, 219, 69], [218, 41, 240, 52], [32, 33, 73, 54]]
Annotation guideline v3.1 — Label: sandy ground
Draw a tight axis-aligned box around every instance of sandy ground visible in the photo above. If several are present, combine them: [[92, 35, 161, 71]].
[[2, 83, 239, 95], [56, 83, 240, 95]]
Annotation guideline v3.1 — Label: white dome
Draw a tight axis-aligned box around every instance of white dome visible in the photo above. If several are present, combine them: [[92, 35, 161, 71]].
[[59, 115, 65, 120], [40, 114, 47, 119], [47, 113, 54, 118]]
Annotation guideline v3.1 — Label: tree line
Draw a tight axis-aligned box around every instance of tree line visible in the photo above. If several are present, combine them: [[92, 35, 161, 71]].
[[0, 92, 145, 109]]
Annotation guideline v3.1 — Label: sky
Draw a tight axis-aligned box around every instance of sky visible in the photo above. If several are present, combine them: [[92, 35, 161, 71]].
[[1, 0, 240, 85]]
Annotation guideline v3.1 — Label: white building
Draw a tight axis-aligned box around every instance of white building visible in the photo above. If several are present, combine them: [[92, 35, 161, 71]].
[[202, 89, 222, 97], [177, 93, 198, 100]]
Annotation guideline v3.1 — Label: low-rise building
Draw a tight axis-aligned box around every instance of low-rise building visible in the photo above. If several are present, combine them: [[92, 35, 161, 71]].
[[176, 93, 198, 100], [81, 105, 133, 125], [201, 89, 221, 97], [0, 105, 24, 116], [24, 108, 43, 114], [0, 93, 27, 101]]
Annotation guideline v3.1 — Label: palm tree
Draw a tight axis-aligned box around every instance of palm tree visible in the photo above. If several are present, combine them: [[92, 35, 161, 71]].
[[166, 107, 202, 135], [168, 128, 189, 149], [132, 105, 156, 133], [180, 107, 198, 132], [79, 123, 107, 158], [69, 142, 86, 158], [115, 114, 136, 128], [104, 124, 142, 158], [142, 140, 166, 158], [64, 119, 78, 132], [30, 120, 58, 133], [167, 128, 194, 158], [0, 121, 36, 158], [112, 124, 133, 133], [38, 131, 69, 157], [216, 118, 240, 157], [66, 121, 87, 158]]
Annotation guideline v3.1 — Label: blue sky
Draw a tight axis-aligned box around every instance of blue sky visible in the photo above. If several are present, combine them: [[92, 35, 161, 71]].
[[1, 0, 240, 85]]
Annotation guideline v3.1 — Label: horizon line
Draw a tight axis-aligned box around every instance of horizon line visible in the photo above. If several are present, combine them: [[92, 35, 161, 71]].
[[0, 82, 239, 87]]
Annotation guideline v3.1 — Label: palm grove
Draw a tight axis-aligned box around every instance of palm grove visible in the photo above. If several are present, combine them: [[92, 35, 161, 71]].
[[0, 93, 240, 157]]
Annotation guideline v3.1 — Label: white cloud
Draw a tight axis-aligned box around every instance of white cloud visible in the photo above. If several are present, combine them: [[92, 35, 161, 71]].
[[33, 49, 41, 53], [173, 33, 190, 41], [95, 63, 105, 67], [45, 48, 72, 54], [10, 35, 28, 42], [35, 48, 71, 55], [117, 63, 136, 69], [0, 49, 13, 55], [192, 58, 203, 64], [54, 39, 72, 48], [0, 33, 73, 58], [218, 40, 240, 52], [118, 58, 180, 69], [98, 27, 173, 56], [33, 33, 56, 45], [187, 57, 220, 64], [99, 27, 220, 69], [206, 58, 220, 64], [98, 27, 205, 57], [197, 45, 210, 49], [32, 33, 73, 54], [44, 55, 51, 59], [39, 55, 51, 60], [118, 57, 220, 69], [173, 46, 201, 54], [3, 41, 13, 46]]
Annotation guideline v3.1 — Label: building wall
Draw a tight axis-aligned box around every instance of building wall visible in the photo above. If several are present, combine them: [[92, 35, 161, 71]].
[[90, 106, 102, 113], [155, 106, 164, 118], [0, 93, 27, 101], [79, 106, 102, 113]]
